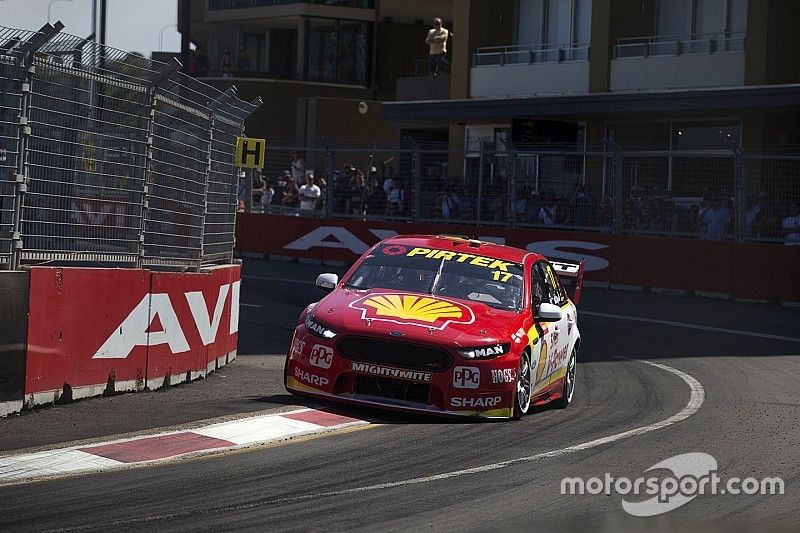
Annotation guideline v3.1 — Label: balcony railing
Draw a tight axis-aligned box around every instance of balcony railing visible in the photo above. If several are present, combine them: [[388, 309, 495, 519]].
[[613, 32, 745, 59], [473, 42, 589, 67], [208, 0, 374, 10]]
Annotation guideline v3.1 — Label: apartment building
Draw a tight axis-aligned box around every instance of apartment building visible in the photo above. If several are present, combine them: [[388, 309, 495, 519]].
[[385, 0, 800, 156], [178, 0, 453, 146]]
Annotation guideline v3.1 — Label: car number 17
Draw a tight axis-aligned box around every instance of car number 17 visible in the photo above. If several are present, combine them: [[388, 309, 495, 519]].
[[491, 271, 512, 282]]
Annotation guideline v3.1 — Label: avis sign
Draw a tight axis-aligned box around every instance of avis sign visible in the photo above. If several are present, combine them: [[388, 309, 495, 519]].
[[93, 281, 241, 359]]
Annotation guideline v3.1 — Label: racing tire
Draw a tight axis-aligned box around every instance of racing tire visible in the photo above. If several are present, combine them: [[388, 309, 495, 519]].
[[552, 348, 576, 409], [512, 350, 534, 420]]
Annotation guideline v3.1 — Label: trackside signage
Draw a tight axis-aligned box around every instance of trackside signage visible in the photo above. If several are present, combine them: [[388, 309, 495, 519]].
[[24, 266, 241, 400], [93, 281, 240, 359], [235, 214, 800, 302]]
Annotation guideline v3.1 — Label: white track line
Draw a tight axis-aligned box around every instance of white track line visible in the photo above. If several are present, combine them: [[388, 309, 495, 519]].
[[47, 359, 705, 531], [583, 310, 800, 343]]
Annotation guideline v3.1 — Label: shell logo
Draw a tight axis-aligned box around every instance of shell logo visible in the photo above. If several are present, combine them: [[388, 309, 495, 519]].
[[349, 293, 475, 330]]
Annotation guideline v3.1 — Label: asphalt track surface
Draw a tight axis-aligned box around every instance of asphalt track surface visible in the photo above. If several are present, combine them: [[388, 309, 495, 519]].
[[2, 258, 800, 532]]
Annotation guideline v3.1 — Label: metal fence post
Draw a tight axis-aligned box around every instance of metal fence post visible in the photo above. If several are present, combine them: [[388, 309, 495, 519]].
[[507, 146, 517, 228], [404, 137, 421, 222], [9, 22, 62, 270], [727, 139, 746, 242], [476, 139, 485, 226], [324, 144, 334, 218], [141, 59, 182, 269], [605, 139, 624, 235]]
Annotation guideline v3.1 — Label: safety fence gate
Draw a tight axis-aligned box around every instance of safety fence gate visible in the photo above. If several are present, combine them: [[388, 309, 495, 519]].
[[0, 22, 260, 271]]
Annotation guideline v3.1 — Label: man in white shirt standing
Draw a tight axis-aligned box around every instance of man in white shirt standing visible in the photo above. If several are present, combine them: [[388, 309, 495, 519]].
[[426, 18, 450, 77], [782, 202, 800, 246], [299, 173, 321, 214]]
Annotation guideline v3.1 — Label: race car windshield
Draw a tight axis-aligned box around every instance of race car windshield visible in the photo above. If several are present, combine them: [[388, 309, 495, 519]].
[[344, 244, 524, 311]]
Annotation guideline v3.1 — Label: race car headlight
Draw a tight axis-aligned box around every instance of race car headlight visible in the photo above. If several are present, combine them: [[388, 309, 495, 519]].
[[457, 343, 511, 360], [305, 315, 337, 339]]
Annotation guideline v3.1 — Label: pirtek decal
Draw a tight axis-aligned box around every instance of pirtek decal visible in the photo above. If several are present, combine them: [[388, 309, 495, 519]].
[[351, 362, 432, 382], [280, 226, 610, 272], [93, 281, 240, 359], [450, 396, 502, 408]]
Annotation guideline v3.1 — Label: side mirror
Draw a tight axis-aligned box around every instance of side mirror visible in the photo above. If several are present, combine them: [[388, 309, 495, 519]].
[[316, 273, 338, 292], [538, 302, 563, 322]]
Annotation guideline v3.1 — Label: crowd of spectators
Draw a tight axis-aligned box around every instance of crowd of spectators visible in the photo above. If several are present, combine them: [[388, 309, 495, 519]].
[[237, 150, 800, 245]]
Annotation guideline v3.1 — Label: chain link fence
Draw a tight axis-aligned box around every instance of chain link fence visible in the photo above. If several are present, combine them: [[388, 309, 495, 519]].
[[0, 22, 260, 271], [244, 138, 800, 245]]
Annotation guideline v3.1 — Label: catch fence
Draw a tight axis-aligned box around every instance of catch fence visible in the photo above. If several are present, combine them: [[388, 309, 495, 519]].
[[245, 138, 800, 244], [0, 22, 260, 271]]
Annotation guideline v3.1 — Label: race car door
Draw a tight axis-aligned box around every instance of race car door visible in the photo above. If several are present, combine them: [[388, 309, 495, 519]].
[[531, 260, 571, 391]]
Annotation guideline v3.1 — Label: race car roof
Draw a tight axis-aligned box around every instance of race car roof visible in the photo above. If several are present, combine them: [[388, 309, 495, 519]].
[[380, 235, 534, 264]]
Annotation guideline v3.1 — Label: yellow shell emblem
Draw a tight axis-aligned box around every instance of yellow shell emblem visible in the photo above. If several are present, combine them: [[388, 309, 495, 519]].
[[363, 294, 463, 323], [349, 293, 475, 330]]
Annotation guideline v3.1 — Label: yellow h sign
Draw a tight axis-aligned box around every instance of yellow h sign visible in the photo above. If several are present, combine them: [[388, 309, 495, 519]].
[[235, 137, 266, 169]]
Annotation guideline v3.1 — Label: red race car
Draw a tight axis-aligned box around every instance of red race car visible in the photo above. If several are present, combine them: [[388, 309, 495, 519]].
[[284, 235, 584, 419]]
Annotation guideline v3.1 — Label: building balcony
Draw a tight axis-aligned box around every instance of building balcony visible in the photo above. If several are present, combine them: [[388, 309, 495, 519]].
[[396, 74, 450, 101], [610, 33, 746, 92], [469, 43, 590, 98], [206, 0, 374, 22]]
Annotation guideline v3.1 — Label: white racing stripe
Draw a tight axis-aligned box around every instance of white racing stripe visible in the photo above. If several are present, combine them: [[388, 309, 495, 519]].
[[582, 310, 800, 343], [46, 359, 705, 531]]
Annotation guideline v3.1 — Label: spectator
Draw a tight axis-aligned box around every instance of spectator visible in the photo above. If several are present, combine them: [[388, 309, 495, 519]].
[[290, 151, 306, 186], [745, 191, 768, 237], [385, 179, 405, 215], [236, 46, 251, 74], [782, 202, 800, 246], [271, 171, 291, 206], [251, 169, 264, 205], [236, 172, 248, 212], [299, 174, 321, 213], [426, 17, 450, 77], [261, 180, 274, 210], [220, 49, 233, 78], [382, 165, 395, 195], [513, 185, 529, 223], [281, 179, 300, 208], [316, 177, 327, 212], [439, 187, 462, 219], [194, 47, 209, 77], [572, 185, 590, 226], [699, 194, 731, 240], [538, 198, 557, 225]]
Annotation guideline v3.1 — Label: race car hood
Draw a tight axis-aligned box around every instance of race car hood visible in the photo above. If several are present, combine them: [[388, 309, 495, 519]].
[[312, 288, 524, 347]]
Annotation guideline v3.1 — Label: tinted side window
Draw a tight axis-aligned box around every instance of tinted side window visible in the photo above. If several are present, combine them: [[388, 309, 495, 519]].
[[531, 262, 550, 311], [543, 263, 566, 306]]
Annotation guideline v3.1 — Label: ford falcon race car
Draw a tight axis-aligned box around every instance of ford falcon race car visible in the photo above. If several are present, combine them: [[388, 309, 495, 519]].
[[284, 235, 584, 419]]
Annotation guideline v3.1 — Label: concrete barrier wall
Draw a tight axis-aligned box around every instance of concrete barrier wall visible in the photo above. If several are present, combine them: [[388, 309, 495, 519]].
[[236, 213, 800, 304], [0, 265, 240, 416]]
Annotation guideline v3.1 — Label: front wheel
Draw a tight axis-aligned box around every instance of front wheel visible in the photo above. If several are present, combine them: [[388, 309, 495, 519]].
[[512, 350, 533, 420], [552, 348, 576, 409]]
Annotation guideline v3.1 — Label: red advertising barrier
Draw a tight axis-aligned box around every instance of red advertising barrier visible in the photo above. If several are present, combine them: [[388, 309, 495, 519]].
[[23, 265, 241, 408], [235, 213, 800, 304], [26, 268, 151, 405]]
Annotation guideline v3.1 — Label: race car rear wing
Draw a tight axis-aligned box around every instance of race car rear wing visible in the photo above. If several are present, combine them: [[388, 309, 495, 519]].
[[551, 259, 585, 306]]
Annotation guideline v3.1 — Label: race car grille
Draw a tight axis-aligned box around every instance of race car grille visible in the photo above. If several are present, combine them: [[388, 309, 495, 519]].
[[336, 336, 453, 372], [353, 375, 430, 404]]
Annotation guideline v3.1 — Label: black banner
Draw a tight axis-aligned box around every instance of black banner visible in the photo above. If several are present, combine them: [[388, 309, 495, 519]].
[[0, 271, 29, 406]]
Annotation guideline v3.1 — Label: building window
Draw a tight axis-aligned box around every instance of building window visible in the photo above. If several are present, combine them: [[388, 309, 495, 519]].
[[306, 18, 370, 85], [516, 0, 592, 49]]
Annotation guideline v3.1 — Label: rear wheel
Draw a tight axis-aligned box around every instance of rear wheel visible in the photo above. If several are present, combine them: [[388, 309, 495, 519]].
[[553, 348, 576, 409], [512, 350, 533, 420]]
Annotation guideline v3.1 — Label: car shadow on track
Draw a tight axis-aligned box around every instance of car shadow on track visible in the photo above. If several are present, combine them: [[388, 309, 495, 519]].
[[250, 393, 552, 425]]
